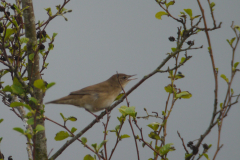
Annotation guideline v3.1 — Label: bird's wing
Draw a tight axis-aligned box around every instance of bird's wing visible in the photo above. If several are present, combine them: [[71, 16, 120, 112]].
[[69, 89, 99, 95], [69, 82, 109, 95]]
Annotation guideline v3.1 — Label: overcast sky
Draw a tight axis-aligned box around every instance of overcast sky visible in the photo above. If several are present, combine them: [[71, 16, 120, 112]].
[[0, 0, 240, 160]]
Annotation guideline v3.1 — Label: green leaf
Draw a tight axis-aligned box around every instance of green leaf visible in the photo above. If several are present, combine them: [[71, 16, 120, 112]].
[[48, 43, 54, 51], [230, 37, 236, 45], [2, 85, 12, 93], [120, 134, 130, 139], [175, 72, 185, 79], [35, 124, 45, 132], [125, 106, 136, 118], [52, 33, 58, 39], [46, 82, 55, 89], [98, 140, 108, 151], [184, 9, 192, 18], [118, 106, 128, 116], [81, 137, 87, 145], [10, 102, 32, 110], [117, 115, 126, 124], [29, 97, 38, 104], [71, 127, 77, 133], [22, 77, 28, 81], [159, 143, 175, 156], [147, 122, 161, 131], [45, 7, 52, 16], [67, 116, 77, 122], [13, 127, 25, 134], [114, 93, 124, 101], [83, 154, 95, 160], [175, 91, 192, 99], [180, 57, 186, 64], [148, 131, 161, 140], [171, 48, 176, 52], [0, 137, 2, 143], [234, 62, 239, 68], [5, 28, 17, 40], [231, 88, 234, 95], [191, 15, 201, 20], [0, 119, 3, 123], [234, 25, 240, 32], [20, 37, 29, 44], [55, 131, 70, 141], [29, 53, 35, 61], [220, 74, 229, 83], [33, 79, 46, 90], [11, 84, 24, 94], [165, 1, 175, 9], [27, 118, 34, 125], [164, 85, 173, 93], [91, 143, 97, 152], [155, 11, 168, 20], [210, 2, 215, 11], [60, 113, 65, 120], [220, 103, 223, 110], [185, 153, 193, 158], [203, 153, 210, 160]]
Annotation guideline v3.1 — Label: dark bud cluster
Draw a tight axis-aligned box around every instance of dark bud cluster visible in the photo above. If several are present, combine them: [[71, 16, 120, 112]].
[[0, 6, 5, 12], [0, 56, 6, 61], [8, 155, 13, 160], [39, 44, 45, 50], [37, 30, 47, 39], [187, 40, 194, 45], [168, 36, 175, 42], [7, 94, 12, 102], [187, 141, 198, 155], [6, 11, 10, 17], [202, 143, 209, 150], [11, 5, 15, 10], [0, 26, 3, 33]]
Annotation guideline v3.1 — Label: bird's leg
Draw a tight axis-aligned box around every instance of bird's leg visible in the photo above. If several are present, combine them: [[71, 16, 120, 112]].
[[105, 108, 110, 115], [85, 109, 100, 122]]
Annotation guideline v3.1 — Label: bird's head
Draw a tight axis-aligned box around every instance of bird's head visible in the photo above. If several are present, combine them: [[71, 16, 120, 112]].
[[109, 73, 137, 88]]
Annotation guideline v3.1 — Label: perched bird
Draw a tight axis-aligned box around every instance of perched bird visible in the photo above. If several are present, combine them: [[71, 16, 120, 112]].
[[46, 73, 136, 116]]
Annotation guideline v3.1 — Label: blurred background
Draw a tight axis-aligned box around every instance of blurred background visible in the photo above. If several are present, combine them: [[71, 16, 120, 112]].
[[0, 0, 240, 159]]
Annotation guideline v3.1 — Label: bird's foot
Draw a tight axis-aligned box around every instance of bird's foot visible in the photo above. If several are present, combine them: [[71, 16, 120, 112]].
[[85, 109, 100, 122]]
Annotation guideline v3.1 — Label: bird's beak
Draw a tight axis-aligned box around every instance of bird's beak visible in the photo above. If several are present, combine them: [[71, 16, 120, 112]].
[[127, 74, 137, 81]]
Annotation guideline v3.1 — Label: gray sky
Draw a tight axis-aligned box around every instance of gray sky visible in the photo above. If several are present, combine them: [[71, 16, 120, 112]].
[[1, 0, 240, 160]]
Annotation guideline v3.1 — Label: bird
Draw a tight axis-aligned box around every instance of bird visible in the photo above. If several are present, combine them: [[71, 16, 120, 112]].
[[46, 73, 136, 117]]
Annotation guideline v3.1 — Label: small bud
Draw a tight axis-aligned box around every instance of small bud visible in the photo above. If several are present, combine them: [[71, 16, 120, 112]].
[[187, 40, 194, 45], [192, 146, 198, 155], [187, 141, 193, 147], [0, 56, 6, 61], [39, 44, 45, 50], [202, 143, 209, 150], [11, 5, 15, 10], [68, 10, 72, 13], [0, 26, 3, 33], [6, 11, 10, 16], [0, 6, 5, 12], [168, 36, 175, 42], [8, 155, 13, 160], [64, 17, 68, 21]]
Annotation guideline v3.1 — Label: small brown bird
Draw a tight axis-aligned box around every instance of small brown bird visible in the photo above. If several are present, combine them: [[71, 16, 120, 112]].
[[46, 73, 136, 115]]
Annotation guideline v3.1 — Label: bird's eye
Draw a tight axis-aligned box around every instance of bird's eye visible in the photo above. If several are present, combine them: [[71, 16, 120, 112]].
[[122, 76, 126, 79]]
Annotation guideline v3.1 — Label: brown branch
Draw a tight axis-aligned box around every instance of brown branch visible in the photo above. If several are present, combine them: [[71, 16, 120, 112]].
[[102, 112, 110, 160], [45, 116, 104, 159], [177, 131, 189, 154]]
